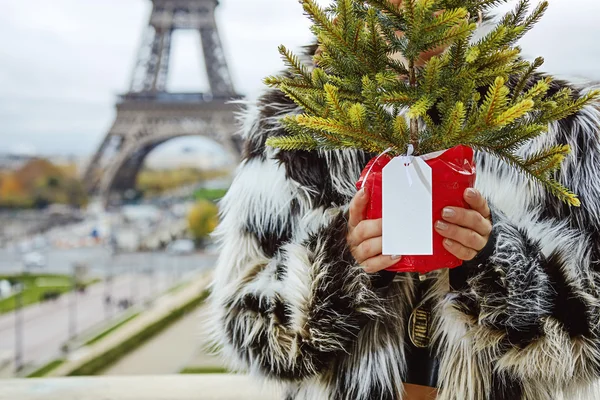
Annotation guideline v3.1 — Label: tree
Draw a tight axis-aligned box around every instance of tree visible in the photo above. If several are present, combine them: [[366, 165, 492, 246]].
[[0, 174, 25, 198], [265, 0, 599, 206], [187, 200, 219, 244], [0, 159, 87, 209]]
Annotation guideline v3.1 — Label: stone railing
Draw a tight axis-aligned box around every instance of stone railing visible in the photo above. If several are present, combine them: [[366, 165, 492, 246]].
[[1, 374, 280, 400]]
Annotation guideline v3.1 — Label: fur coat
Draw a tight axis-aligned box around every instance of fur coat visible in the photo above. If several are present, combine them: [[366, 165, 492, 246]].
[[207, 48, 600, 399]]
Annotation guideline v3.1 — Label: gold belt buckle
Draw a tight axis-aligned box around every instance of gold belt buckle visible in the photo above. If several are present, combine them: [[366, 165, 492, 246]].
[[408, 304, 431, 348]]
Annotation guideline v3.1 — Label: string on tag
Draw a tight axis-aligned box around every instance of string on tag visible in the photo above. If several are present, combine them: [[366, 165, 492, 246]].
[[360, 147, 393, 190], [401, 144, 414, 187]]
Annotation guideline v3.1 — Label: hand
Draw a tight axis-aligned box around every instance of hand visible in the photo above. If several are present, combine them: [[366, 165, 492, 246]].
[[347, 188, 401, 273], [435, 188, 492, 261]]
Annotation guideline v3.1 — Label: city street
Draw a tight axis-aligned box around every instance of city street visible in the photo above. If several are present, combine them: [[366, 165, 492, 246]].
[[0, 251, 217, 372]]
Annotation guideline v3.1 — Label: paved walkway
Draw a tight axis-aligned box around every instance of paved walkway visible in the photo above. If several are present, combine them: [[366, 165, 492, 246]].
[[0, 274, 169, 368], [103, 305, 224, 375], [50, 273, 213, 377]]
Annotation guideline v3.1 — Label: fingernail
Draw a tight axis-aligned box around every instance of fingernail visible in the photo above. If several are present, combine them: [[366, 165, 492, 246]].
[[391, 255, 402, 260], [442, 208, 455, 218], [466, 188, 477, 198], [359, 188, 366, 197], [444, 238, 454, 247], [435, 221, 448, 230]]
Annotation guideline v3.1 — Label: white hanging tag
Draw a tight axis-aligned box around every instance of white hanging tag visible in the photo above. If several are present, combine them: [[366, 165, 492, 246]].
[[382, 155, 433, 256]]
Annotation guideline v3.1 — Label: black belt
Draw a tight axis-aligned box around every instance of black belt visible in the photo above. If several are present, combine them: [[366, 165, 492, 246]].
[[404, 275, 439, 388], [372, 271, 440, 388]]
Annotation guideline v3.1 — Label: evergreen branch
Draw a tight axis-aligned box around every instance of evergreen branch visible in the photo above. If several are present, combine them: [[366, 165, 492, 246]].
[[543, 180, 581, 207], [442, 101, 466, 141], [415, 0, 437, 20], [520, 1, 549, 37], [494, 98, 534, 127], [480, 123, 547, 151], [263, 75, 285, 88], [473, 0, 512, 9], [523, 144, 570, 169], [304, 0, 372, 71], [407, 96, 434, 118], [502, 0, 528, 26], [376, 71, 403, 87], [421, 20, 476, 55], [265, 134, 319, 151], [264, 75, 315, 90], [556, 90, 600, 120], [323, 83, 348, 122], [404, 0, 417, 30], [381, 91, 412, 104], [282, 115, 344, 146], [337, 0, 351, 42], [348, 103, 367, 128], [481, 77, 510, 125], [295, 115, 393, 151], [279, 84, 323, 115], [512, 57, 544, 99], [423, 8, 469, 33], [365, 0, 406, 21], [386, 58, 411, 76], [474, 48, 521, 71], [311, 68, 329, 88], [268, 0, 580, 206], [393, 115, 410, 145], [469, 25, 508, 60], [278, 45, 312, 83], [362, 76, 395, 140], [519, 76, 550, 102], [352, 11, 364, 50], [366, 7, 386, 70], [469, 145, 579, 206], [422, 55, 444, 93]]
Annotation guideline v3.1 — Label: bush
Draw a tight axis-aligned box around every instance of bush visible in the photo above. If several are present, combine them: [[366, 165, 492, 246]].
[[187, 200, 219, 243]]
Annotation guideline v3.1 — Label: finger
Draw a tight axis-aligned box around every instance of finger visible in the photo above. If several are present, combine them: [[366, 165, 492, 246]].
[[464, 188, 491, 219], [443, 238, 478, 261], [442, 207, 492, 237], [362, 254, 402, 274], [348, 219, 382, 247], [435, 221, 487, 252], [348, 188, 369, 230], [351, 236, 382, 264]]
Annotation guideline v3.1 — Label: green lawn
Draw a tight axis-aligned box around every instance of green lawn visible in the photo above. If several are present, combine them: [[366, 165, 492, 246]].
[[179, 366, 228, 374], [84, 312, 141, 346], [0, 274, 99, 315], [26, 359, 65, 378], [193, 188, 228, 202], [166, 280, 191, 295]]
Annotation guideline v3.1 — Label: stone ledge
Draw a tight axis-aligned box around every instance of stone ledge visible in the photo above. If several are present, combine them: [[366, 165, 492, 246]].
[[0, 374, 280, 400]]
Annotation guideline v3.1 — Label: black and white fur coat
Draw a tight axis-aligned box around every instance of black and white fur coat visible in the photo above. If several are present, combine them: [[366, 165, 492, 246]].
[[207, 47, 600, 399]]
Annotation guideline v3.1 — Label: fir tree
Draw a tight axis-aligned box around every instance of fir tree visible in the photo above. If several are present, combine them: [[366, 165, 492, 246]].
[[264, 0, 600, 206]]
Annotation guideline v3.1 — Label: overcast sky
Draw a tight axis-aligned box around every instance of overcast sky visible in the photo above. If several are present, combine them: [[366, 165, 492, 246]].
[[1, 0, 599, 157]]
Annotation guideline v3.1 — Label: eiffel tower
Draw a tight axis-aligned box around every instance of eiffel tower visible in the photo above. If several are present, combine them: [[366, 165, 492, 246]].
[[83, 0, 242, 203]]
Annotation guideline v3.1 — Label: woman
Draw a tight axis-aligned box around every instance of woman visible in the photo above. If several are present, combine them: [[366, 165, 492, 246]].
[[206, 4, 600, 400]]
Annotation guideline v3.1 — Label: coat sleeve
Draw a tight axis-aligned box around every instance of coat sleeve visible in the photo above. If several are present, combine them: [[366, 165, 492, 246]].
[[445, 98, 600, 391], [206, 101, 391, 381]]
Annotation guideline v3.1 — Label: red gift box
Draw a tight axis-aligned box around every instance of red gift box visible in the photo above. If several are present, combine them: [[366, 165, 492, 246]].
[[355, 145, 476, 274]]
